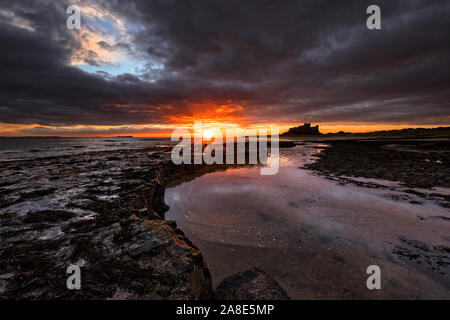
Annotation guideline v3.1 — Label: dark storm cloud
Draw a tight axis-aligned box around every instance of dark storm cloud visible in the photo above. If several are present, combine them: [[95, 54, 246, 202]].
[[0, 0, 449, 128]]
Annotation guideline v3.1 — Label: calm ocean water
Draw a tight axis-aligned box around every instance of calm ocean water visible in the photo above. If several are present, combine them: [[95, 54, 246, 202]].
[[0, 137, 171, 161]]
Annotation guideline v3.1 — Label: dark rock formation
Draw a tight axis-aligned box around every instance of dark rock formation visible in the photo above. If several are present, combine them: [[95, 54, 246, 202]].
[[0, 146, 212, 299], [392, 237, 450, 282], [214, 268, 290, 300], [305, 140, 450, 207], [0, 142, 297, 300]]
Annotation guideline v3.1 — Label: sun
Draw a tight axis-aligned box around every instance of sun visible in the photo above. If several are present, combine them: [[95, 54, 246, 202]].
[[203, 129, 214, 140]]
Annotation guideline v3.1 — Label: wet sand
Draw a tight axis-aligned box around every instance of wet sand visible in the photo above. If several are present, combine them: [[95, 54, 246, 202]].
[[165, 143, 450, 299]]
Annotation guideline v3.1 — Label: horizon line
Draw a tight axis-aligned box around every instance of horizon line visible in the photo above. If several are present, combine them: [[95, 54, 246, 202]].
[[1, 125, 449, 138]]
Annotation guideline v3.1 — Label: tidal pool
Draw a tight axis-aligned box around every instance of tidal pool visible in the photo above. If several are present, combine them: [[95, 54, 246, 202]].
[[165, 143, 450, 299]]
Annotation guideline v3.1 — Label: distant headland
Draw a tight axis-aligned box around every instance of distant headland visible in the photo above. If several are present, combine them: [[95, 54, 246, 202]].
[[281, 123, 450, 138]]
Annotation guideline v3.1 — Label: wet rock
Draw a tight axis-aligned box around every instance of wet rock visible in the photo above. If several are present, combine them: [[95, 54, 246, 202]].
[[0, 218, 212, 299], [23, 210, 77, 224], [214, 268, 290, 300], [306, 140, 450, 207], [392, 237, 450, 281], [72, 218, 212, 299], [0, 147, 213, 299]]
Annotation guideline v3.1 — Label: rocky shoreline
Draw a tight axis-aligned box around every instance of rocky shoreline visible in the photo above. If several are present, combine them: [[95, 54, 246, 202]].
[[304, 139, 450, 286], [0, 145, 288, 299], [305, 139, 450, 208]]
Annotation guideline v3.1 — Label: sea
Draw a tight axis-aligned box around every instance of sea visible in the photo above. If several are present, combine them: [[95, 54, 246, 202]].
[[0, 137, 171, 161]]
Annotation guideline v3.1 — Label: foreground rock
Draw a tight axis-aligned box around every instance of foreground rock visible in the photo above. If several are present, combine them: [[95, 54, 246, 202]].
[[1, 217, 212, 299], [214, 268, 290, 300], [0, 146, 212, 299], [0, 142, 297, 299]]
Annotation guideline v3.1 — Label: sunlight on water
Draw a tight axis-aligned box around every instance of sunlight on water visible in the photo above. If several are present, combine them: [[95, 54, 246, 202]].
[[166, 143, 450, 299]]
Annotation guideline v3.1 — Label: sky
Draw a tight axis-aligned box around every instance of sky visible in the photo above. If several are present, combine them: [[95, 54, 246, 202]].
[[0, 0, 449, 136]]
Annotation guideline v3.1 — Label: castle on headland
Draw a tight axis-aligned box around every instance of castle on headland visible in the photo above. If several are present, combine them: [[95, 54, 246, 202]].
[[283, 123, 321, 136]]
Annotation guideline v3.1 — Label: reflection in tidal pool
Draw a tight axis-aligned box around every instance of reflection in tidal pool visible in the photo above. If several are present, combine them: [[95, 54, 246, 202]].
[[165, 144, 450, 299]]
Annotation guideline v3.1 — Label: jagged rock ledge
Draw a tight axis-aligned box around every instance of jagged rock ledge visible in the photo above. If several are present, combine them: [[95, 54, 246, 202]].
[[0, 146, 289, 299], [0, 146, 214, 299]]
